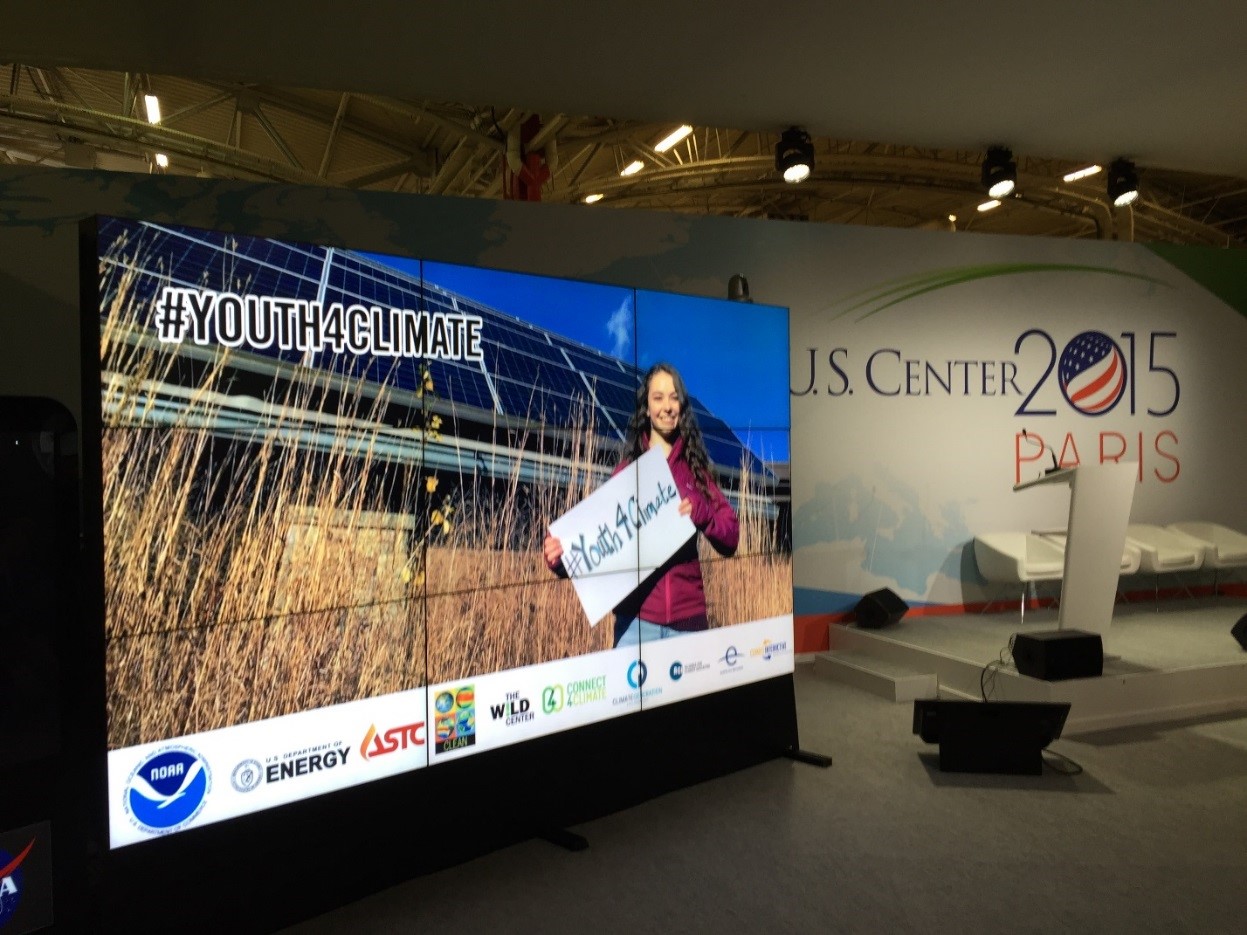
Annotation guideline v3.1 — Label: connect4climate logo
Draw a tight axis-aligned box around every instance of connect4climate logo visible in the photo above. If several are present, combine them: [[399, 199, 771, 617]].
[[123, 746, 212, 836], [1059, 331, 1127, 415]]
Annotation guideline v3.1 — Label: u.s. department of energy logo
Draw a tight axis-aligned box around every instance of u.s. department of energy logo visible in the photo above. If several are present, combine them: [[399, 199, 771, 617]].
[[124, 746, 212, 835], [1059, 331, 1127, 416]]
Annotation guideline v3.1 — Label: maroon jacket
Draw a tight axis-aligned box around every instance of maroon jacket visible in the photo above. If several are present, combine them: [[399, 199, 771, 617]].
[[550, 432, 739, 629]]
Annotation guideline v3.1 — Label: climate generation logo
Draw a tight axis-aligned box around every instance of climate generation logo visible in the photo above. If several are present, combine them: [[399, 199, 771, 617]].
[[1059, 330, 1127, 415], [627, 660, 648, 689], [0, 839, 34, 926], [124, 746, 212, 835]]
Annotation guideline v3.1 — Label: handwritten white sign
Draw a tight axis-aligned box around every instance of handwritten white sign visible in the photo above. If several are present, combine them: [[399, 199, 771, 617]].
[[549, 446, 697, 625]]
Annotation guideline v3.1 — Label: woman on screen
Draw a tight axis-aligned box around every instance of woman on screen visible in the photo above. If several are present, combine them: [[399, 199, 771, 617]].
[[544, 362, 739, 646]]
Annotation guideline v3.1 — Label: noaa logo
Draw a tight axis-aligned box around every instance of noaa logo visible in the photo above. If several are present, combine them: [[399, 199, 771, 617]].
[[1059, 331, 1127, 415], [124, 747, 211, 835], [0, 840, 34, 926], [627, 659, 648, 689], [669, 661, 684, 681], [231, 758, 263, 793]]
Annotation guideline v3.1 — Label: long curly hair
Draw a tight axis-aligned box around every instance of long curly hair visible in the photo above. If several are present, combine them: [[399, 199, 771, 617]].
[[622, 362, 714, 499]]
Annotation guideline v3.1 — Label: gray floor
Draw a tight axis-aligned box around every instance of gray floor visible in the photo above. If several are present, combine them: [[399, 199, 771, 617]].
[[281, 656, 1247, 935]]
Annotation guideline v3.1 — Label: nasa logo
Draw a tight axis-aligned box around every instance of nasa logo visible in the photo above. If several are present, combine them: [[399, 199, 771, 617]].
[[124, 747, 211, 835], [627, 659, 648, 689], [1059, 331, 1127, 416], [0, 839, 34, 926], [231, 758, 263, 793], [669, 661, 684, 681]]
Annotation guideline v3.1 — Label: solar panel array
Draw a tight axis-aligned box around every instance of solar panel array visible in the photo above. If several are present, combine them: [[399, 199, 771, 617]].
[[98, 217, 764, 476]]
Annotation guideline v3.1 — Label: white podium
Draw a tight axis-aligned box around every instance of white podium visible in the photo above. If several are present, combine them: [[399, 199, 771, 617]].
[[1014, 462, 1137, 635]]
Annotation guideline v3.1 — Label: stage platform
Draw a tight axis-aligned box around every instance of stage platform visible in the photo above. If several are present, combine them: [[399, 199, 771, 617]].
[[812, 596, 1247, 735]]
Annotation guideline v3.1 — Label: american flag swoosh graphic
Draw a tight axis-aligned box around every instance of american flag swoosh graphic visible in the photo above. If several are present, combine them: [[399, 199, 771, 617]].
[[1061, 332, 1126, 413]]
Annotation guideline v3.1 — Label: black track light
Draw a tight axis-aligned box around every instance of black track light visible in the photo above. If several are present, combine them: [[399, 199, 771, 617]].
[[775, 127, 814, 183], [981, 146, 1017, 199], [1107, 158, 1139, 207]]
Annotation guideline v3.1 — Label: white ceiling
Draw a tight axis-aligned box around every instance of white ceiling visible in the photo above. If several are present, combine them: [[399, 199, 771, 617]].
[[7, 1, 1247, 179]]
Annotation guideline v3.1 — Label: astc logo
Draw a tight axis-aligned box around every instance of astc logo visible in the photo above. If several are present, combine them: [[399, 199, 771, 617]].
[[360, 722, 426, 761]]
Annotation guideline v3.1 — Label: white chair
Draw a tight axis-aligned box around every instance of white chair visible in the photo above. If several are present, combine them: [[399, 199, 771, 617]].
[[973, 532, 1066, 625], [1166, 522, 1247, 595], [1036, 531, 1142, 576], [1124, 524, 1205, 606]]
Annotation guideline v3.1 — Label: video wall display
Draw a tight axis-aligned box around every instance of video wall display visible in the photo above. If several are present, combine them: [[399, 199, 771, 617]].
[[86, 216, 792, 848]]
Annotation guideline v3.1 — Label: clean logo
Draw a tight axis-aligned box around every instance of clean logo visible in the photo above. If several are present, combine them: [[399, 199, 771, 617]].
[[0, 839, 33, 927], [124, 747, 211, 835], [627, 659, 648, 689], [1059, 331, 1127, 415]]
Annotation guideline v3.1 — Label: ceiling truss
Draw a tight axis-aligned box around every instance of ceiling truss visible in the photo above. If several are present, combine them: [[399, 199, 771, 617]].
[[1, 63, 1244, 248]]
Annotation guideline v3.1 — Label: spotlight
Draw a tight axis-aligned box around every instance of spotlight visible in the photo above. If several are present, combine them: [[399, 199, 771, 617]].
[[775, 127, 814, 183], [727, 274, 753, 303], [1107, 158, 1139, 207], [981, 146, 1017, 199]]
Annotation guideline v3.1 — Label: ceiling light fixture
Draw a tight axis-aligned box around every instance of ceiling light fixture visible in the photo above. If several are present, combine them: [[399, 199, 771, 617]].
[[981, 146, 1017, 199], [154, 153, 169, 169], [654, 125, 693, 153], [582, 193, 604, 204], [144, 94, 162, 125], [977, 199, 1001, 212], [620, 160, 644, 177], [1063, 164, 1102, 183], [774, 127, 814, 183], [1106, 158, 1139, 207]]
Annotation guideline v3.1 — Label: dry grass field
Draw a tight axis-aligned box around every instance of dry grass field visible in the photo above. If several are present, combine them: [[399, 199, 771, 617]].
[[98, 240, 790, 749]]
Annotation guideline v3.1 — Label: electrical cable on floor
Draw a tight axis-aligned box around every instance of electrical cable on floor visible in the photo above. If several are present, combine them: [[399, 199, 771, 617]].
[[979, 633, 1017, 701]]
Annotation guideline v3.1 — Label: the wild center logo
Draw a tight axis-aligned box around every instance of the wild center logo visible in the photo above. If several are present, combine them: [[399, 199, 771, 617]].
[[124, 747, 211, 835], [0, 839, 34, 926]]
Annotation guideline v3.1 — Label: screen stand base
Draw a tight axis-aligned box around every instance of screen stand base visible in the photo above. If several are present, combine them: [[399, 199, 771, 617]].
[[539, 828, 590, 852], [785, 747, 833, 768]]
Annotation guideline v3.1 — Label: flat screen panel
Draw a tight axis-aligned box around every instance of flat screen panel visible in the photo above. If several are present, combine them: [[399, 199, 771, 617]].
[[85, 217, 792, 847]]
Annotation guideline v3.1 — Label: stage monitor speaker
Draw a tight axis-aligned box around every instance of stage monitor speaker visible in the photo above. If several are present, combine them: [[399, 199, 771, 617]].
[[912, 699, 1072, 775], [1012, 629, 1103, 680], [1232, 614, 1247, 651], [854, 588, 908, 629]]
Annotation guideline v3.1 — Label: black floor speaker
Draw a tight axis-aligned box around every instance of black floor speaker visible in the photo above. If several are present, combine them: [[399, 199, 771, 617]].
[[1233, 614, 1247, 651], [913, 700, 1072, 775], [854, 588, 908, 629], [1012, 629, 1103, 680]]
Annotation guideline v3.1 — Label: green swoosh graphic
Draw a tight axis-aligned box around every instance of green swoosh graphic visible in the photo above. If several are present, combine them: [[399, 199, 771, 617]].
[[827, 263, 1170, 322]]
